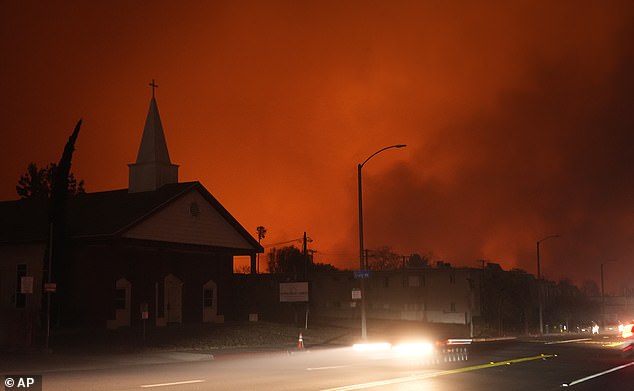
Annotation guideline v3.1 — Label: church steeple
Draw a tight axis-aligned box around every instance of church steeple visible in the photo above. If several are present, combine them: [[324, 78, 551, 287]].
[[128, 80, 179, 193]]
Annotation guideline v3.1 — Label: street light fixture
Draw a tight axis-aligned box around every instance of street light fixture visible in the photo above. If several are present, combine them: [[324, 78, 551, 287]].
[[537, 234, 560, 334], [358, 144, 406, 339]]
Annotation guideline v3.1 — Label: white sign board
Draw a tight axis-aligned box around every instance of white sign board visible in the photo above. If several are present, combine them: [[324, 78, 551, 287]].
[[352, 288, 361, 300], [280, 282, 309, 302], [20, 276, 34, 294]]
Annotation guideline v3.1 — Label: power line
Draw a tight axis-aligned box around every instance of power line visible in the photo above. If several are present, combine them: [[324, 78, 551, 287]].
[[263, 237, 313, 249]]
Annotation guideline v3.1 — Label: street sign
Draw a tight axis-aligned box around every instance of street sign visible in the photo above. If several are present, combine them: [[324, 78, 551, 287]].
[[353, 270, 370, 279], [44, 282, 57, 293], [352, 288, 362, 300]]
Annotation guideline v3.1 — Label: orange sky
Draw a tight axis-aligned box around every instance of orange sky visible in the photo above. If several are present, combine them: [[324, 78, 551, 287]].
[[2, 1, 633, 294]]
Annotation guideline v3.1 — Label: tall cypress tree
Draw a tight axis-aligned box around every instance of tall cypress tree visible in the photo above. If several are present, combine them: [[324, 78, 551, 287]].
[[48, 119, 82, 327]]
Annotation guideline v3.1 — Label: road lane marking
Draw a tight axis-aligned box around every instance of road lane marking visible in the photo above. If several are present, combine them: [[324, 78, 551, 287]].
[[545, 338, 591, 345], [562, 361, 634, 387], [307, 365, 351, 371], [320, 354, 555, 390], [140, 379, 205, 388]]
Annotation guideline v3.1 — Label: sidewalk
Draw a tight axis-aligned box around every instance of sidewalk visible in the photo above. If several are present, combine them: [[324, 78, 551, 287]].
[[3, 319, 510, 374], [1, 343, 330, 374], [0, 349, 216, 374], [1, 321, 351, 374]]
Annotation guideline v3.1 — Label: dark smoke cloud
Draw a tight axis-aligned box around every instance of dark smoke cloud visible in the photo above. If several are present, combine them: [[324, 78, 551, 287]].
[[363, 27, 634, 292], [2, 1, 633, 294]]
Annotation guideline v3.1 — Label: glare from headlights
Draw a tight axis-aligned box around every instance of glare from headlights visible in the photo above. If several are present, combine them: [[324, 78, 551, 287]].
[[352, 342, 392, 352], [392, 341, 434, 357], [622, 323, 633, 339]]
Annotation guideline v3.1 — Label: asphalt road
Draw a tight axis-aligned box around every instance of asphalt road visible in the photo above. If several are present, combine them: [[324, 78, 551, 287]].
[[4, 335, 634, 390]]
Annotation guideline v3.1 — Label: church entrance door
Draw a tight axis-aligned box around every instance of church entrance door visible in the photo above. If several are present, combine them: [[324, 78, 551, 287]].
[[164, 274, 183, 323]]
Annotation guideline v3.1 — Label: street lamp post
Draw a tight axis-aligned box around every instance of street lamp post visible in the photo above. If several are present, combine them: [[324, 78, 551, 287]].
[[601, 262, 605, 329], [537, 234, 560, 334], [358, 144, 406, 339], [601, 260, 616, 330]]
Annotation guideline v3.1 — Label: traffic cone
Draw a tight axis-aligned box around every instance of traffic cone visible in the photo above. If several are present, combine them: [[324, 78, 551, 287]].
[[298, 332, 304, 349]]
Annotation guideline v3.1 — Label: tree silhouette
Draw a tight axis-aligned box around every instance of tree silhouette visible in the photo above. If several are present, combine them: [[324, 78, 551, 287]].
[[256, 226, 267, 242], [406, 253, 430, 268], [16, 162, 85, 199], [367, 246, 401, 270], [580, 280, 600, 297], [267, 246, 304, 278], [255, 226, 267, 273], [312, 262, 339, 272]]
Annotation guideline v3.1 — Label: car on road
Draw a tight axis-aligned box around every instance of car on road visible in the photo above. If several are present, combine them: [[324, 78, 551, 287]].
[[621, 321, 634, 357], [576, 321, 599, 334]]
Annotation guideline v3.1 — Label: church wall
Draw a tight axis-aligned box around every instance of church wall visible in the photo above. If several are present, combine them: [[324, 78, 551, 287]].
[[123, 190, 253, 250], [0, 243, 46, 346], [59, 241, 235, 328]]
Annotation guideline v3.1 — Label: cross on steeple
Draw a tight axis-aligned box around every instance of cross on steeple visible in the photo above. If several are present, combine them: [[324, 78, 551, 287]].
[[149, 79, 158, 98]]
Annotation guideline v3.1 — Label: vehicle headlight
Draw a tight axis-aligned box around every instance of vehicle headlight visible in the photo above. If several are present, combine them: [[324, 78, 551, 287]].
[[623, 324, 634, 339]]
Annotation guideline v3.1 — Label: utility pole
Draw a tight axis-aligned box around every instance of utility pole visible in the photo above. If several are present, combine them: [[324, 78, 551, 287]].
[[256, 226, 267, 274], [303, 232, 309, 329], [303, 232, 308, 280], [537, 234, 560, 334]]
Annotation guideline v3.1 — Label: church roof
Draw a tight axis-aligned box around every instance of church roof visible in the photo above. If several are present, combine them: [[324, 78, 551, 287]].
[[128, 85, 179, 193], [0, 182, 263, 253], [135, 96, 173, 165], [0, 196, 49, 244]]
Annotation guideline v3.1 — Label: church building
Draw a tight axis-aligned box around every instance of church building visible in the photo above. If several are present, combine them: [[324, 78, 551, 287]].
[[0, 84, 263, 346]]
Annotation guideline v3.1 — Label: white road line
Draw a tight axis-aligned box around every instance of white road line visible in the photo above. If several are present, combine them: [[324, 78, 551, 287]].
[[140, 379, 205, 388], [545, 338, 591, 345], [307, 365, 351, 371], [321, 354, 554, 391], [321, 375, 420, 390], [562, 361, 634, 387]]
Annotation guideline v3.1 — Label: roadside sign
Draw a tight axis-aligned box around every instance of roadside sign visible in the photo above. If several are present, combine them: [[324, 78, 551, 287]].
[[20, 276, 34, 294], [44, 282, 57, 293], [353, 270, 370, 279], [352, 288, 362, 300], [140, 302, 149, 319], [280, 282, 309, 302]]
